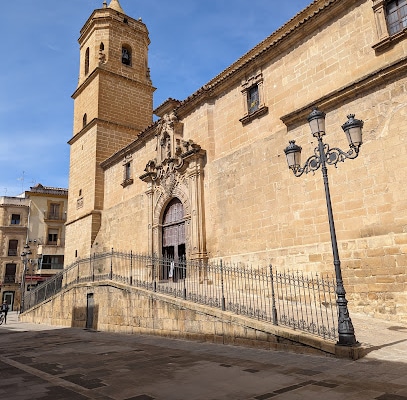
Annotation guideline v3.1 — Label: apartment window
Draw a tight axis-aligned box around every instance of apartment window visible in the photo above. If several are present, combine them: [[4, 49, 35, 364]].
[[11, 214, 21, 225], [8, 240, 18, 256], [41, 255, 64, 270], [4, 264, 16, 283], [122, 45, 132, 66], [387, 0, 407, 34], [49, 203, 60, 220], [48, 229, 58, 245]]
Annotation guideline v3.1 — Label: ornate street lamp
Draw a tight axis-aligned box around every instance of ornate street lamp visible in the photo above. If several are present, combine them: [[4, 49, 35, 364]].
[[20, 243, 32, 313], [284, 107, 363, 346]]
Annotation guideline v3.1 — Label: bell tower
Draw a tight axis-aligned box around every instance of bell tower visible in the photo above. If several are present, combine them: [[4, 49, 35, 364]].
[[65, 0, 154, 263]]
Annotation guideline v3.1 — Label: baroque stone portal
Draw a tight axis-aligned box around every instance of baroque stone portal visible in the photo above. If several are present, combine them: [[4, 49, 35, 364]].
[[140, 113, 207, 261]]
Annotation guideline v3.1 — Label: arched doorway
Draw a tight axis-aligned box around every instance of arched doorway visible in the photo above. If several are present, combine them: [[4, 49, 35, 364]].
[[162, 198, 186, 279]]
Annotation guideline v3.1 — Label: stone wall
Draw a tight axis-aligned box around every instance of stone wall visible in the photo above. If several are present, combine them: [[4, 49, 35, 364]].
[[20, 280, 365, 359], [65, 0, 407, 323]]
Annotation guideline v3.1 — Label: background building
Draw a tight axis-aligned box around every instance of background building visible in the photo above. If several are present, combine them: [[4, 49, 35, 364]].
[[0, 184, 68, 310], [65, 0, 407, 322]]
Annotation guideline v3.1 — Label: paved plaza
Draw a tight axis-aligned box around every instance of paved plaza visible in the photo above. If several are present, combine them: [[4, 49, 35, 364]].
[[0, 311, 406, 400]]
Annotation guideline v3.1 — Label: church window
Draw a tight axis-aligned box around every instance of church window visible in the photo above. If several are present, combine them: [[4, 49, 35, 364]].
[[239, 71, 268, 125], [372, 0, 407, 51], [122, 45, 132, 66], [121, 157, 134, 187], [125, 162, 131, 180], [83, 113, 87, 128], [85, 47, 90, 75], [247, 85, 259, 114], [387, 0, 407, 34]]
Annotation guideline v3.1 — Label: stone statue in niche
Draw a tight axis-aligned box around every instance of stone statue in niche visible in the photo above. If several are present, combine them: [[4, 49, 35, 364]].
[[155, 111, 179, 164]]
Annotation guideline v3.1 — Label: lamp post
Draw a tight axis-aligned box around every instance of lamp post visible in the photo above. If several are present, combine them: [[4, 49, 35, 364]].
[[20, 243, 32, 313], [284, 107, 363, 346]]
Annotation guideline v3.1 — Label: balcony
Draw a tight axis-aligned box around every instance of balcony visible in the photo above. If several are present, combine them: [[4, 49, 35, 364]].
[[3, 275, 16, 284], [38, 242, 65, 254], [38, 263, 64, 271], [44, 212, 66, 222]]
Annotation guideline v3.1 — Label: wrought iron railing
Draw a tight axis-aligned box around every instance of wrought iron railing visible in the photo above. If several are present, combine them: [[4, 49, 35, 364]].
[[22, 251, 338, 340]]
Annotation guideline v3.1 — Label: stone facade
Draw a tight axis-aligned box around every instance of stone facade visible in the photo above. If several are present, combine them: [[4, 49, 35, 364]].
[[65, 0, 407, 322], [0, 185, 68, 310]]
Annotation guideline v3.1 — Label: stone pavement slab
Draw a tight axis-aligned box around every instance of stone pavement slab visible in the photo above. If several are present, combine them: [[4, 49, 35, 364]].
[[0, 312, 406, 399]]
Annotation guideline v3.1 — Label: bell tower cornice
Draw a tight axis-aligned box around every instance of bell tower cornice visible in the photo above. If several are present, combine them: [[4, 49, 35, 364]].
[[78, 9, 149, 49], [75, 4, 151, 92], [71, 66, 155, 101]]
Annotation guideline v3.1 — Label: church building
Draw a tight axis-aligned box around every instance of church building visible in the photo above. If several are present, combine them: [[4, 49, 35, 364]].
[[65, 0, 407, 322]]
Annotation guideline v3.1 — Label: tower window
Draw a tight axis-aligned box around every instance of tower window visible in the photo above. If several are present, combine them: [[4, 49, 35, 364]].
[[85, 47, 90, 75], [122, 45, 132, 66], [100, 42, 104, 51], [83, 113, 87, 128]]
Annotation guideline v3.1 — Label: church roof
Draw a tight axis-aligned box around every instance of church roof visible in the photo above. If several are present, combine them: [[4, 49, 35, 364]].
[[108, 0, 124, 14]]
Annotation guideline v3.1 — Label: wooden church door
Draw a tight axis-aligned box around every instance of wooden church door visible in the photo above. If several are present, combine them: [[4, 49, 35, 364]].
[[162, 198, 186, 279]]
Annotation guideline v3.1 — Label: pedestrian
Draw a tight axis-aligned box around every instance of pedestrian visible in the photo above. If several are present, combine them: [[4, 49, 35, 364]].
[[1, 301, 9, 324]]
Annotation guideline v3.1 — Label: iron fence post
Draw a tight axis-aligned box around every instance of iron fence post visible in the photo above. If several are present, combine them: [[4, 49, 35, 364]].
[[220, 259, 225, 311], [110, 248, 113, 280], [130, 250, 133, 286], [269, 265, 278, 325], [153, 254, 157, 292], [183, 258, 187, 300], [92, 253, 95, 282]]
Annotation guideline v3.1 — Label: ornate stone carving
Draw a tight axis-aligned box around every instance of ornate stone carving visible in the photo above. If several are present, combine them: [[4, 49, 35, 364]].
[[140, 112, 207, 261], [140, 113, 204, 186]]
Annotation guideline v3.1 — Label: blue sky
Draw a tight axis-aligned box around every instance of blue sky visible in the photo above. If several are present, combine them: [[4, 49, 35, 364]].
[[0, 0, 311, 196]]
